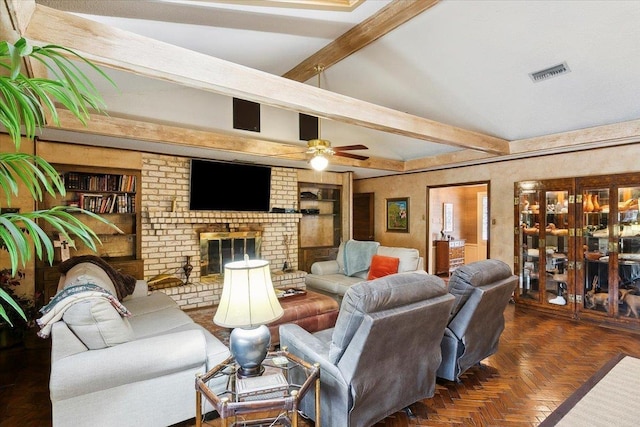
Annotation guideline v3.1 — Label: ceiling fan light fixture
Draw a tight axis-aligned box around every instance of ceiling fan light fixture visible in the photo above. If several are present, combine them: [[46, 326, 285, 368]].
[[310, 153, 329, 171], [307, 138, 334, 155]]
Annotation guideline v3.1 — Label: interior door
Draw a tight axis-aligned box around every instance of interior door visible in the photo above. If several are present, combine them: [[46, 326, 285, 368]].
[[353, 192, 374, 241]]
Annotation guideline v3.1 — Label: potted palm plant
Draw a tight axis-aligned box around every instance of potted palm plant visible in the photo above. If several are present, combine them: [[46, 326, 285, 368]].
[[0, 37, 115, 326]]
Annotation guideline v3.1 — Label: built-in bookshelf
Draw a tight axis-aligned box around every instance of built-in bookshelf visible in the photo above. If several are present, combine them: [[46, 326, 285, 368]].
[[35, 165, 143, 307], [298, 183, 342, 272]]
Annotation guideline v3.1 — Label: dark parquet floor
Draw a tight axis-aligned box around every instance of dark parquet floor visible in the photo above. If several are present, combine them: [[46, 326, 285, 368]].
[[3, 303, 640, 426]]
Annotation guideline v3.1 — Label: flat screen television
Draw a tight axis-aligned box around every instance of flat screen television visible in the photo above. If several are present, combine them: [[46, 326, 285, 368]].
[[189, 159, 271, 211]]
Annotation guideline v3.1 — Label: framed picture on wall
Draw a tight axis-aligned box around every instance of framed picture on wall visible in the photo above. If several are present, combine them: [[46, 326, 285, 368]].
[[443, 203, 454, 232], [386, 198, 409, 232]]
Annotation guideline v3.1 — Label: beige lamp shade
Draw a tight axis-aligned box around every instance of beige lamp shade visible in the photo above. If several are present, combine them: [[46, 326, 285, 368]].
[[213, 256, 284, 328]]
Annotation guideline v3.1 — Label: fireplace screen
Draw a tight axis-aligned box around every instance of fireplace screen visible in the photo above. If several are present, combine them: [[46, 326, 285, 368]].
[[199, 231, 262, 277]]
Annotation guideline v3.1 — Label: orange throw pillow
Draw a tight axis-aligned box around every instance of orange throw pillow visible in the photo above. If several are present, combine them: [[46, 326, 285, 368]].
[[367, 255, 400, 280]]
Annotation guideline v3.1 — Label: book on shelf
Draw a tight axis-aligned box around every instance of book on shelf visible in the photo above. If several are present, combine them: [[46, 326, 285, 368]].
[[64, 172, 136, 193], [76, 193, 135, 214]]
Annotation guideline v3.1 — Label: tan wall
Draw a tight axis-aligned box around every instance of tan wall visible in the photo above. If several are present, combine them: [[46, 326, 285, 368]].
[[12, 136, 639, 298], [354, 143, 640, 272]]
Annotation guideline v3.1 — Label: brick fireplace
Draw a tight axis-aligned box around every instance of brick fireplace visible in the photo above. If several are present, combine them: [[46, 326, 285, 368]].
[[140, 154, 306, 309]]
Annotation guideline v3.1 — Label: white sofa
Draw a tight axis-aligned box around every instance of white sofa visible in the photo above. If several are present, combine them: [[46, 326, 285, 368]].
[[305, 240, 424, 301], [44, 260, 230, 427]]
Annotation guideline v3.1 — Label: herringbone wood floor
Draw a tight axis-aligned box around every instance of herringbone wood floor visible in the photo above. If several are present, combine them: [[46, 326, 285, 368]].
[[3, 304, 640, 426]]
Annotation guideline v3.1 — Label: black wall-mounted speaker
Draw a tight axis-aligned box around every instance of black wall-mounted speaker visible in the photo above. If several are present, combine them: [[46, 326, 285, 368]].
[[233, 98, 261, 132], [299, 113, 318, 141]]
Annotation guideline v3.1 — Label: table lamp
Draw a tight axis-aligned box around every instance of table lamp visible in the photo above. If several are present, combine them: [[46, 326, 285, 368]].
[[214, 255, 284, 377]]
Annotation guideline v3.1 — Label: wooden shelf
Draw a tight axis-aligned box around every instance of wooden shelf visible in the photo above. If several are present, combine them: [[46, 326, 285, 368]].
[[35, 164, 143, 307], [299, 183, 341, 272]]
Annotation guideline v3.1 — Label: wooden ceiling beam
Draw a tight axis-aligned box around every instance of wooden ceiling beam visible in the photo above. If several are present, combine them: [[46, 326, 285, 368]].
[[404, 150, 494, 172], [213, 0, 365, 11], [17, 3, 509, 156], [510, 119, 640, 154], [49, 110, 406, 172], [283, 0, 440, 82]]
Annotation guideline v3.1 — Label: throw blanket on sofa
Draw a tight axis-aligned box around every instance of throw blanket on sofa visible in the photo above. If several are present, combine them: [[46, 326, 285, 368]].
[[58, 255, 136, 301], [343, 240, 380, 276], [37, 283, 131, 338]]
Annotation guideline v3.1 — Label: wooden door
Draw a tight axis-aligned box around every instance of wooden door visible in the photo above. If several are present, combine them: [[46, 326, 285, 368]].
[[353, 192, 375, 241]]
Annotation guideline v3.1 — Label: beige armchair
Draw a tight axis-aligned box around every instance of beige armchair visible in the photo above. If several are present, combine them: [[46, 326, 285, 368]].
[[279, 271, 454, 427], [436, 259, 518, 382]]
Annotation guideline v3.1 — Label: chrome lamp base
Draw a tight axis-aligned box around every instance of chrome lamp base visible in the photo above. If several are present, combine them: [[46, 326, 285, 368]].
[[229, 324, 272, 378]]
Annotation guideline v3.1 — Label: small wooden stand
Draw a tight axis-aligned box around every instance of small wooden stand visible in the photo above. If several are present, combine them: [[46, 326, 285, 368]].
[[195, 350, 320, 427]]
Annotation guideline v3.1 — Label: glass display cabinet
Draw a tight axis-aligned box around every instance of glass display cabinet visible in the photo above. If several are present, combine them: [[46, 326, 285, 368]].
[[576, 176, 640, 326], [515, 179, 575, 314], [515, 174, 640, 331]]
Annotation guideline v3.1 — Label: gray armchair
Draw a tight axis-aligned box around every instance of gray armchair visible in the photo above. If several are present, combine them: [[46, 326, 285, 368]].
[[436, 259, 518, 382], [279, 271, 454, 427]]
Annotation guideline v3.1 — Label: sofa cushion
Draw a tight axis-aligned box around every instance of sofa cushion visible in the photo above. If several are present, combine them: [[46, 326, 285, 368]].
[[305, 273, 365, 296], [367, 255, 400, 280], [447, 259, 514, 318], [62, 298, 134, 349], [59, 257, 136, 301], [63, 263, 118, 297], [123, 292, 178, 316], [343, 240, 380, 276], [377, 246, 421, 273], [329, 271, 447, 363], [127, 306, 196, 339]]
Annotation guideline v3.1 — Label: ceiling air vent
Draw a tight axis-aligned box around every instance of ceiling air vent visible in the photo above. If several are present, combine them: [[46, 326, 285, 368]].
[[529, 62, 570, 82]]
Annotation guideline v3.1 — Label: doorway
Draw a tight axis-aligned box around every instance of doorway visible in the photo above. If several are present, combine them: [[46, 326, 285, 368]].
[[353, 192, 375, 241], [427, 182, 489, 275]]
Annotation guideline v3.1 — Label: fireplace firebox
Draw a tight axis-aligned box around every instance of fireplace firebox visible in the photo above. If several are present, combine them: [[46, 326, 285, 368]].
[[199, 231, 262, 277]]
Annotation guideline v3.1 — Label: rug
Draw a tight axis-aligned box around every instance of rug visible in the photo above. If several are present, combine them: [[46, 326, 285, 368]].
[[539, 353, 640, 426], [185, 306, 230, 346]]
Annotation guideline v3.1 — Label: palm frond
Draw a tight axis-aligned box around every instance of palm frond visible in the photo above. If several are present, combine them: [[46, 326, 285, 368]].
[[0, 38, 115, 147], [0, 208, 115, 276], [0, 153, 65, 204], [0, 38, 116, 325]]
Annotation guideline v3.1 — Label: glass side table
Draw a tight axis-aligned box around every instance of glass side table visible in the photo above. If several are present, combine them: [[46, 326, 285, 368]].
[[195, 348, 320, 427]]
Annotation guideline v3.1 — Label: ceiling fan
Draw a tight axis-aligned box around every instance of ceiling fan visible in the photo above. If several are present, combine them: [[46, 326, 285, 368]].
[[307, 139, 369, 160], [307, 66, 369, 170]]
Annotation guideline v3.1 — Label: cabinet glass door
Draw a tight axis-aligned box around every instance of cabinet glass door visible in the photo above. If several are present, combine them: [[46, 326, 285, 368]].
[[580, 188, 610, 315], [517, 189, 542, 303], [543, 190, 571, 308], [617, 186, 640, 318]]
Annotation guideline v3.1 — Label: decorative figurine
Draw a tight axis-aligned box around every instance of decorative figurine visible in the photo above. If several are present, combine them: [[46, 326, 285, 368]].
[[183, 255, 193, 285]]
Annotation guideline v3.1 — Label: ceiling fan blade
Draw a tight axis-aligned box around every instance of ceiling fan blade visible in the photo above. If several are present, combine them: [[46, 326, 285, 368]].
[[333, 144, 369, 151], [335, 152, 369, 161]]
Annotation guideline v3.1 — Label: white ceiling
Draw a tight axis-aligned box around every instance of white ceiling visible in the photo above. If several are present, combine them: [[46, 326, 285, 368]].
[[34, 0, 640, 178]]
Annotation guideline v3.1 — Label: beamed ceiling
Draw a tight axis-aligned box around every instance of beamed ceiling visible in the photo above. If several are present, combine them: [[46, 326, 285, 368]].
[[3, 0, 640, 178]]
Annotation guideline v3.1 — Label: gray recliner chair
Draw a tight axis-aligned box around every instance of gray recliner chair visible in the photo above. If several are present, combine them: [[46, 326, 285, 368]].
[[279, 271, 455, 427], [436, 259, 518, 382]]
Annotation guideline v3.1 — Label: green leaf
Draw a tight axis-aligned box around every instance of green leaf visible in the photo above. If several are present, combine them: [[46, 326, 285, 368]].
[[1, 287, 28, 326]]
